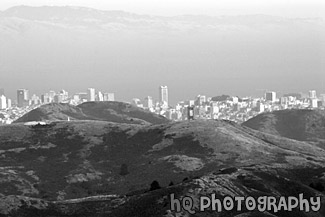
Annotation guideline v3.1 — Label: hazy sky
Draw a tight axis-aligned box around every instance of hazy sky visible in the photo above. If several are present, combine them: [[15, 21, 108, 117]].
[[1, 0, 325, 18], [0, 1, 324, 104]]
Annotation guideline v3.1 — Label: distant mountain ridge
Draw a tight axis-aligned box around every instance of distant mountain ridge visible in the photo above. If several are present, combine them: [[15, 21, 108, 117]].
[[13, 101, 169, 125], [1, 5, 141, 23], [0, 6, 324, 103], [1, 5, 323, 30]]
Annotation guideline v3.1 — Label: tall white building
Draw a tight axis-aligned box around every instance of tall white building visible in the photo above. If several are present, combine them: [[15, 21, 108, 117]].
[[87, 88, 96, 101], [0, 95, 7, 109], [257, 101, 265, 113], [309, 90, 317, 99], [159, 86, 168, 105], [310, 98, 318, 108], [60, 89, 69, 101], [103, 93, 115, 101], [7, 98, 11, 109], [210, 102, 219, 114], [196, 95, 206, 106], [144, 96, 153, 108], [97, 91, 104, 101], [48, 90, 56, 102]]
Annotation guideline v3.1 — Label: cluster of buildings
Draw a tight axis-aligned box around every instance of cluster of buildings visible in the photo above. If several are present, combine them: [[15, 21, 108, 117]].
[[1, 85, 325, 125], [132, 88, 325, 123], [14, 88, 115, 107], [0, 88, 115, 124]]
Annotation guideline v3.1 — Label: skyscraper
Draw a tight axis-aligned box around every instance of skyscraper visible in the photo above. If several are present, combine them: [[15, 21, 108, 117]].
[[7, 99, 12, 109], [310, 98, 318, 108], [54, 94, 64, 103], [17, 89, 29, 107], [0, 95, 6, 109], [265, 91, 276, 102], [87, 88, 95, 101], [48, 90, 56, 103], [41, 93, 50, 104], [97, 91, 104, 101], [60, 89, 69, 101], [159, 86, 168, 105], [309, 90, 317, 99], [144, 96, 153, 108]]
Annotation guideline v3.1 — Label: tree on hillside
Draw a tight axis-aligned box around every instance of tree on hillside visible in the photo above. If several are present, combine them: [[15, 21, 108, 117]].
[[150, 180, 161, 191], [119, 164, 129, 176]]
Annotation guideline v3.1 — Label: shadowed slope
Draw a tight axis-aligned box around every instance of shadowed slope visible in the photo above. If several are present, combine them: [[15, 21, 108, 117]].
[[242, 109, 325, 141], [13, 101, 169, 125], [1, 119, 325, 216]]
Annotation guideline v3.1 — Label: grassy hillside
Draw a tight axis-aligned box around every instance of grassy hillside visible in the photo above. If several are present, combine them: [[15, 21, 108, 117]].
[[13, 101, 169, 125], [1, 119, 325, 216], [242, 109, 325, 142]]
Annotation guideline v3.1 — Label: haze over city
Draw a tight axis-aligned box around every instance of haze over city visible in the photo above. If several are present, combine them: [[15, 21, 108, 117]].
[[0, 1, 324, 105], [2, 2, 325, 216]]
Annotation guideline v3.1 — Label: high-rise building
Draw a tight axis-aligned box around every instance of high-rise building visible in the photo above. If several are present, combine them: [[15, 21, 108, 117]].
[[17, 89, 29, 107], [310, 98, 318, 108], [103, 93, 115, 101], [97, 91, 104, 101], [144, 96, 153, 108], [41, 93, 50, 104], [54, 94, 64, 103], [0, 95, 7, 109], [196, 95, 206, 106], [210, 102, 219, 114], [265, 91, 276, 102], [7, 98, 11, 109], [60, 89, 69, 101], [87, 88, 95, 101], [0, 88, 4, 96], [257, 101, 265, 113], [280, 97, 288, 105], [187, 100, 195, 107], [309, 90, 317, 99], [31, 94, 40, 105], [48, 90, 56, 103], [159, 86, 168, 105]]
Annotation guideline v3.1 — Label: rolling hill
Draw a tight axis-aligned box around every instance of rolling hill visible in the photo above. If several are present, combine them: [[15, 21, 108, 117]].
[[0, 119, 325, 216], [13, 101, 169, 125], [242, 109, 325, 142]]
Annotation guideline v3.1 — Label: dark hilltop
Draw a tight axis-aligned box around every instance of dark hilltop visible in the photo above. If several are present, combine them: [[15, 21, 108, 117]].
[[242, 109, 325, 142], [14, 101, 169, 125]]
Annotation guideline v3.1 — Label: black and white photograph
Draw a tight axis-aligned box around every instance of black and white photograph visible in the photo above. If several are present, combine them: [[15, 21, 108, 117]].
[[0, 0, 325, 216]]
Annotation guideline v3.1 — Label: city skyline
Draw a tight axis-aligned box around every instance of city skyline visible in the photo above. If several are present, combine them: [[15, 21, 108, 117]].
[[1, 3, 325, 216], [0, 5, 324, 106], [1, 85, 325, 125], [1, 86, 325, 106]]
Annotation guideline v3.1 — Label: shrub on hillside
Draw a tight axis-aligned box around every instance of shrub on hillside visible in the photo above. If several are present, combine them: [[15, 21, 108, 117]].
[[119, 164, 129, 176]]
